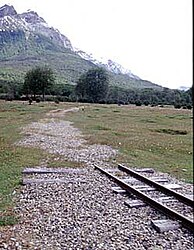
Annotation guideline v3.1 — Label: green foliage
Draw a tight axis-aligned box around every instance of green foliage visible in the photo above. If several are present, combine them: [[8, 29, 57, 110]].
[[49, 83, 75, 97], [23, 66, 55, 100], [106, 86, 193, 107], [76, 68, 109, 103], [0, 68, 192, 107], [0, 77, 23, 100]]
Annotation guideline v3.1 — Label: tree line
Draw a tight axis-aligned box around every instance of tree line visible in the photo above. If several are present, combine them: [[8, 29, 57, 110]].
[[0, 66, 192, 108]]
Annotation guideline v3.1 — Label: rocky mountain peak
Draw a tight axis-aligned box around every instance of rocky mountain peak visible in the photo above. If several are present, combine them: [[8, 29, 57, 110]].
[[0, 4, 17, 18], [0, 5, 73, 50], [19, 11, 46, 24]]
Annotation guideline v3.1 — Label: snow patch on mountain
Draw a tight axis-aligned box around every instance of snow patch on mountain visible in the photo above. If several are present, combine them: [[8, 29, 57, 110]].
[[74, 49, 140, 79]]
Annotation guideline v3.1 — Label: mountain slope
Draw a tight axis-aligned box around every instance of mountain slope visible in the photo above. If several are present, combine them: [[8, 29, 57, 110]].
[[0, 4, 163, 90]]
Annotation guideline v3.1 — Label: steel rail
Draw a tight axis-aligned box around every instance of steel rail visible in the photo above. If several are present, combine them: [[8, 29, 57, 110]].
[[94, 165, 194, 232], [118, 164, 194, 207]]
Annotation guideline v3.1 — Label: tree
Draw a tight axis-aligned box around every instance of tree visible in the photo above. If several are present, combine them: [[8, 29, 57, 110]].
[[75, 68, 109, 103], [3, 80, 23, 100], [23, 66, 55, 100]]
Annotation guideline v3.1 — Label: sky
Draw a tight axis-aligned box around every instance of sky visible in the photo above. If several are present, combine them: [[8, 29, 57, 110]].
[[0, 0, 192, 89]]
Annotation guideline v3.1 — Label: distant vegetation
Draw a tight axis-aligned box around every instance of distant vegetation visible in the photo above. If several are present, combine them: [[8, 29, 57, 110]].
[[0, 66, 193, 109]]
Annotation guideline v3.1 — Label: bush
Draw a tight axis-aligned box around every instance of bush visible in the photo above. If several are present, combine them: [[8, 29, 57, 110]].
[[186, 105, 192, 110], [143, 100, 149, 106], [35, 97, 41, 103], [135, 100, 142, 106], [174, 104, 181, 109]]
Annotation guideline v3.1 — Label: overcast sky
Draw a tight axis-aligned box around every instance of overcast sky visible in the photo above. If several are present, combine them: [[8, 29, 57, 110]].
[[0, 0, 192, 89]]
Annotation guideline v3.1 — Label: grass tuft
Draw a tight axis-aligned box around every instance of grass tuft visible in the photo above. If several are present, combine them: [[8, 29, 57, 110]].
[[0, 216, 17, 226]]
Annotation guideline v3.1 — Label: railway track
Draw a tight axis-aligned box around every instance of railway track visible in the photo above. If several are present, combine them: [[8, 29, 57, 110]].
[[95, 164, 194, 233]]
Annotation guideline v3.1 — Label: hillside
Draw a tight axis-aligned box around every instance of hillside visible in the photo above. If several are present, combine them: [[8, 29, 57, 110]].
[[0, 4, 163, 90]]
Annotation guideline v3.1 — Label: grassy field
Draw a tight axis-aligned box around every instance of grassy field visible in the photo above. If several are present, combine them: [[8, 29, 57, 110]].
[[66, 104, 193, 182], [0, 100, 193, 226]]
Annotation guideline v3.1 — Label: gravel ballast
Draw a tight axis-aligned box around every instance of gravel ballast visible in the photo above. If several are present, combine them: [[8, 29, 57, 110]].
[[0, 108, 193, 249]]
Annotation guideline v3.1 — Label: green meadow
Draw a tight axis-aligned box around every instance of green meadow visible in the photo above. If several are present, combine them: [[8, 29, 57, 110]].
[[66, 104, 193, 182]]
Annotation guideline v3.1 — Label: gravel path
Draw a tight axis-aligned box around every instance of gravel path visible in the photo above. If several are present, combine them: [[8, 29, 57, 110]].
[[0, 107, 193, 249]]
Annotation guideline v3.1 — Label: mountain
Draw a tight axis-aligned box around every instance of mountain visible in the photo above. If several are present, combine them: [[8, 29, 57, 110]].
[[0, 4, 163, 90]]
